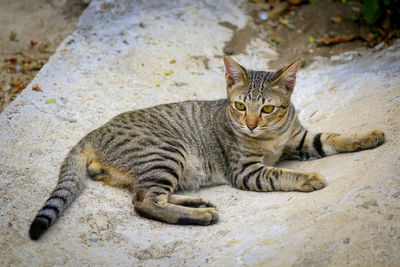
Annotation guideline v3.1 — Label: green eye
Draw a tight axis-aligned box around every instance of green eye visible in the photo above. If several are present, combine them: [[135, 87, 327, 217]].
[[235, 102, 246, 111], [262, 105, 274, 113]]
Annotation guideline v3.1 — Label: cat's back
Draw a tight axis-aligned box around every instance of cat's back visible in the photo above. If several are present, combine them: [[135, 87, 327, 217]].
[[87, 99, 231, 188], [116, 99, 228, 138]]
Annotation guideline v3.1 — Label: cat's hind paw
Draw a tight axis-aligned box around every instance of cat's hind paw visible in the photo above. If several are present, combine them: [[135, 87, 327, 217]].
[[298, 172, 327, 192]]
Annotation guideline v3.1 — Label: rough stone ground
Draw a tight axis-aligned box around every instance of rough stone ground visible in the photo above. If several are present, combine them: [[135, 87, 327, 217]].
[[0, 0, 399, 266]]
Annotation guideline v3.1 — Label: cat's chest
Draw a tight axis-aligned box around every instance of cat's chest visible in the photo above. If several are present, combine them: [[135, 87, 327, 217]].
[[250, 136, 289, 165], [260, 142, 285, 165], [262, 149, 283, 165]]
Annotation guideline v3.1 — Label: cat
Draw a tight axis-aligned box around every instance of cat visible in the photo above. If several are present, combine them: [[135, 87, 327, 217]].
[[29, 56, 385, 240]]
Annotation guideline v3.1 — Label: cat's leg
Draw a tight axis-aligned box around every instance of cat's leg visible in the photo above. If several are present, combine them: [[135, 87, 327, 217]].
[[283, 127, 385, 160], [86, 149, 133, 188], [168, 194, 216, 208], [231, 162, 326, 192], [133, 187, 218, 225]]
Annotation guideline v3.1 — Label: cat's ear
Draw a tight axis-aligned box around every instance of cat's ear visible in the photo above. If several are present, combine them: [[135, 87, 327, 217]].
[[223, 56, 247, 87], [271, 60, 301, 96]]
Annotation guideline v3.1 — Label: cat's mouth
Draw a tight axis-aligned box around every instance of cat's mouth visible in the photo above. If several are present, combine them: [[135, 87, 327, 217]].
[[231, 122, 265, 137], [235, 123, 281, 138]]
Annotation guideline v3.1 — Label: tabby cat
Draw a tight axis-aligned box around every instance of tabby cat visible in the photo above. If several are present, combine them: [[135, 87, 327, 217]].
[[29, 56, 385, 240]]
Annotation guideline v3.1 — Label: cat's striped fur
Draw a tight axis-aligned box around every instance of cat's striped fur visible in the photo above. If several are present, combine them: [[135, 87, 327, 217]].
[[29, 56, 385, 240]]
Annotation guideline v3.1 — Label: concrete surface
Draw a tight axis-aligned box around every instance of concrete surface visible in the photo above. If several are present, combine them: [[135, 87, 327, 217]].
[[1, 0, 399, 266]]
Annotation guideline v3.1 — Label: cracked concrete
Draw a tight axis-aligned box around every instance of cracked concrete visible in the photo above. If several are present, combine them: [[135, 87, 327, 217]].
[[1, 0, 399, 266]]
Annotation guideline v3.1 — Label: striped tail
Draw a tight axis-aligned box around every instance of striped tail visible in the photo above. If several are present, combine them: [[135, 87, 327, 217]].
[[29, 145, 88, 240]]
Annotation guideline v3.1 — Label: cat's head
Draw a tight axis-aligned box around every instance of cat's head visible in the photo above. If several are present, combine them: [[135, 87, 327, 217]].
[[223, 56, 300, 137]]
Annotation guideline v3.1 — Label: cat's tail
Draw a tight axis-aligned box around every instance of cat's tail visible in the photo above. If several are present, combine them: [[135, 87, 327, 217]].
[[29, 141, 90, 240]]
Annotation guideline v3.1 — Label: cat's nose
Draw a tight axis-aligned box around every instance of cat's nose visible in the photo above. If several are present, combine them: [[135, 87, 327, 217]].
[[247, 124, 257, 131]]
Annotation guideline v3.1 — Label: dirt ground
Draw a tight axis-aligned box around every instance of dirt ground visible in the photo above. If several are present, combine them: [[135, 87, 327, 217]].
[[223, 0, 398, 68], [0, 0, 87, 112]]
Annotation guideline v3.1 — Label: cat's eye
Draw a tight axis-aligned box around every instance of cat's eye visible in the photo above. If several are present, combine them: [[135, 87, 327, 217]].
[[235, 102, 246, 111], [262, 105, 274, 114]]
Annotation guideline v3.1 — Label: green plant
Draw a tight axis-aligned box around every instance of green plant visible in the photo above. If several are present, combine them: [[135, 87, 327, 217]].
[[363, 0, 391, 25]]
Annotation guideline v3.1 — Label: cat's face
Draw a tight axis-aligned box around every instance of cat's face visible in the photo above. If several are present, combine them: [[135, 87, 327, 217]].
[[224, 56, 300, 137]]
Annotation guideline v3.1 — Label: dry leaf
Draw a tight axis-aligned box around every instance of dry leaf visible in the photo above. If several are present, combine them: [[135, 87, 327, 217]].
[[32, 84, 42, 92], [279, 17, 289, 26], [11, 87, 22, 94], [10, 31, 17, 41], [30, 41, 38, 47], [38, 43, 47, 53], [331, 16, 342, 23], [316, 34, 358, 45], [13, 80, 21, 86]]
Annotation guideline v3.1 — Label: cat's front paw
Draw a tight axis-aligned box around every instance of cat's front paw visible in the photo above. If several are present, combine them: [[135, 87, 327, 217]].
[[297, 172, 327, 192], [361, 130, 385, 149]]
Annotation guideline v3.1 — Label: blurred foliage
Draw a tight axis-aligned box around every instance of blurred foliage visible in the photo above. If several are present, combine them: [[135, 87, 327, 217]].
[[363, 0, 391, 25]]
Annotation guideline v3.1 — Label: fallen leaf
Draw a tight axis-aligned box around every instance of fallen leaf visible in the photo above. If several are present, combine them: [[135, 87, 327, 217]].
[[45, 98, 55, 104], [271, 36, 280, 45], [30, 41, 38, 47], [10, 31, 16, 41], [331, 16, 342, 23], [60, 48, 67, 52], [10, 87, 22, 94], [31, 65, 42, 71], [139, 22, 145, 28], [279, 17, 289, 26], [38, 43, 47, 53], [8, 58, 17, 64], [316, 34, 358, 45], [3, 63, 17, 73], [164, 70, 173, 76], [20, 101, 24, 106], [155, 82, 160, 87], [13, 80, 21, 86], [32, 84, 42, 91], [170, 59, 176, 64], [308, 36, 315, 43]]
